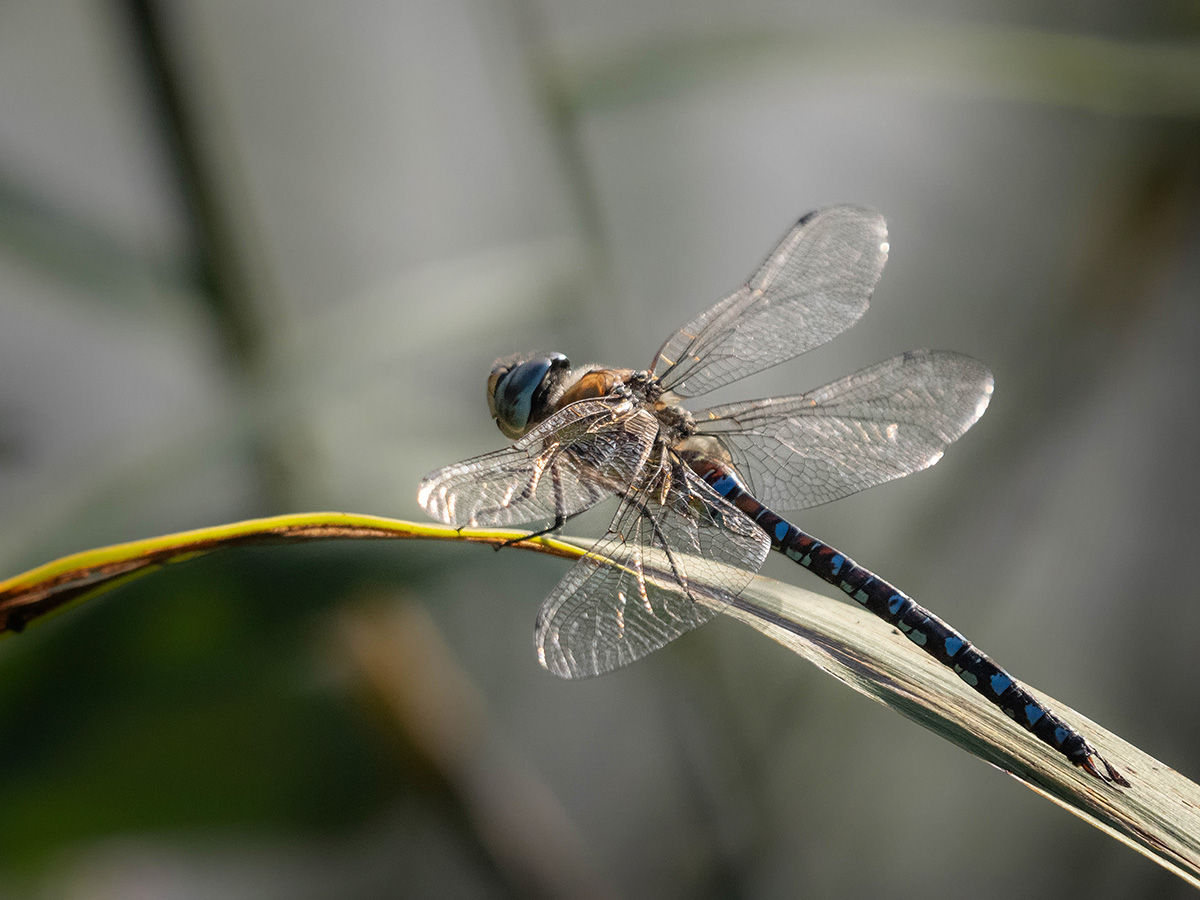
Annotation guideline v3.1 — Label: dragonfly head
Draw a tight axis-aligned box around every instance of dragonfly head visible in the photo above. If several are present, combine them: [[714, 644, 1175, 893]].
[[487, 352, 571, 439]]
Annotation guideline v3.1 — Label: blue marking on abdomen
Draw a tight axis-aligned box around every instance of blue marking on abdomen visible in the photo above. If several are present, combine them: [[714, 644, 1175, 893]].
[[743, 490, 1124, 784], [710, 474, 737, 496]]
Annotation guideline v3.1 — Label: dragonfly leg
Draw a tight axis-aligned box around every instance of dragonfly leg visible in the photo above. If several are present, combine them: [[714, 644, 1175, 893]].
[[502, 458, 575, 548], [498, 512, 568, 549]]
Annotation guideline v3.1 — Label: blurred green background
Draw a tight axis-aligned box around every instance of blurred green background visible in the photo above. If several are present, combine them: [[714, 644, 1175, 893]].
[[1, 0, 1198, 897]]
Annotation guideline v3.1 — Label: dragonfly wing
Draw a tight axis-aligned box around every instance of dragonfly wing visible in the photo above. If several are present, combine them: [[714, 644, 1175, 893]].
[[695, 350, 994, 510], [418, 398, 659, 528], [536, 462, 770, 678], [652, 206, 888, 398]]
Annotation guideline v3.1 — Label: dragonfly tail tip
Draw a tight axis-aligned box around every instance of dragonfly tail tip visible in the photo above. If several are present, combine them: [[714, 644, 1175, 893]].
[[1079, 752, 1130, 788]]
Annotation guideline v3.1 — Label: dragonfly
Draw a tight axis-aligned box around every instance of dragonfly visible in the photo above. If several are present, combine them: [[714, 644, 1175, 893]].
[[418, 205, 1126, 786]]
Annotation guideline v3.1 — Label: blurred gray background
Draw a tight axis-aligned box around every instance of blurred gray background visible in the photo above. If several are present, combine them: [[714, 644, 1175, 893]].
[[0, 0, 1198, 897]]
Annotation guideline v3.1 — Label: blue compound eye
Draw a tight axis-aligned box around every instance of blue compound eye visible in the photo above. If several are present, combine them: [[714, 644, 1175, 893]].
[[487, 353, 569, 439]]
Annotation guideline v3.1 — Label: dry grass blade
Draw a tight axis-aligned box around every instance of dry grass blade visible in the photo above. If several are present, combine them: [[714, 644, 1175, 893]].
[[1, 517, 1196, 886], [716, 567, 1200, 887], [536, 536, 1200, 886]]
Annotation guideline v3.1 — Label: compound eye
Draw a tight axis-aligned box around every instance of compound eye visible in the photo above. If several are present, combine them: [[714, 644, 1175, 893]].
[[486, 363, 513, 423], [487, 353, 568, 439]]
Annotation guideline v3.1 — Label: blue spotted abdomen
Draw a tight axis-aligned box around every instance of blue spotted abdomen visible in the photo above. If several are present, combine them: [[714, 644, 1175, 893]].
[[692, 459, 1126, 784]]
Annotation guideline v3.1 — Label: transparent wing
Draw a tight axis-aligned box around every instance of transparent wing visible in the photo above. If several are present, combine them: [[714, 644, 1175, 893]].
[[418, 398, 658, 528], [651, 206, 888, 398], [694, 350, 994, 510], [536, 459, 771, 678]]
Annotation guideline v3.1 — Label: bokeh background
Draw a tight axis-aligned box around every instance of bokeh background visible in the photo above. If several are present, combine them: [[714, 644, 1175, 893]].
[[1, 1, 1198, 897]]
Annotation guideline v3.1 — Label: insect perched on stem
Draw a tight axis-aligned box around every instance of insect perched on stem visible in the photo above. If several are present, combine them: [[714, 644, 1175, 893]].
[[419, 206, 1127, 786]]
